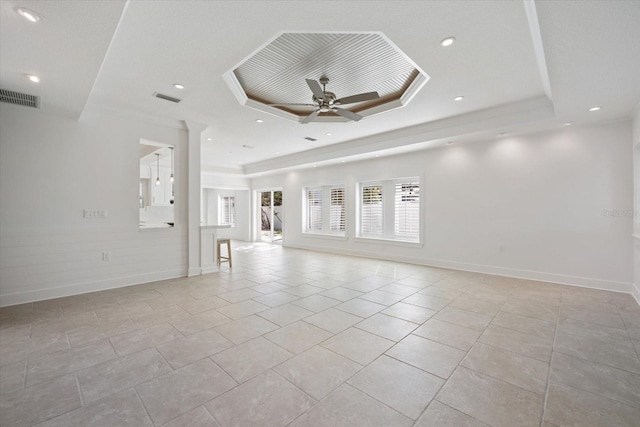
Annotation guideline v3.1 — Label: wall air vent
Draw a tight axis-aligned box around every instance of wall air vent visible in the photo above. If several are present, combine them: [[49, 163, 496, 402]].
[[152, 92, 181, 103], [304, 136, 317, 142], [0, 89, 40, 108]]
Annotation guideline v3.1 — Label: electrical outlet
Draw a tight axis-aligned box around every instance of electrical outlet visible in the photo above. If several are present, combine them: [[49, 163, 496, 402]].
[[102, 251, 111, 261]]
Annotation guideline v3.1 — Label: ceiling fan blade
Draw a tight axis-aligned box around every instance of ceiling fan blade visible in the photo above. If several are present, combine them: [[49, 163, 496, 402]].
[[269, 103, 317, 107], [335, 91, 380, 105], [301, 109, 321, 124], [333, 107, 362, 121], [306, 79, 325, 101]]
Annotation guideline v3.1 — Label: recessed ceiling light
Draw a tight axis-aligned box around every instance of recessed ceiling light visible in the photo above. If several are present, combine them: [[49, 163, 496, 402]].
[[276, 151, 280, 155], [17, 7, 42, 23], [313, 165, 317, 168], [341, 160, 345, 163], [440, 37, 456, 47], [588, 106, 601, 112], [207, 138, 212, 141], [256, 119, 264, 123], [326, 132, 332, 136], [173, 83, 185, 89], [26, 74, 40, 83], [454, 96, 464, 101], [564, 122, 572, 126]]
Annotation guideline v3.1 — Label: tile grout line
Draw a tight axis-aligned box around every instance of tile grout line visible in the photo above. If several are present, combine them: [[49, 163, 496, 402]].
[[620, 314, 640, 360], [392, 286, 511, 425], [74, 372, 85, 407], [415, 286, 513, 425], [133, 386, 157, 426], [539, 297, 561, 427]]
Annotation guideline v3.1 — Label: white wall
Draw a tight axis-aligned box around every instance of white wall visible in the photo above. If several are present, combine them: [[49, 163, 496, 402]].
[[252, 120, 634, 293], [201, 172, 251, 241], [201, 188, 251, 241], [632, 104, 640, 302], [0, 104, 189, 306]]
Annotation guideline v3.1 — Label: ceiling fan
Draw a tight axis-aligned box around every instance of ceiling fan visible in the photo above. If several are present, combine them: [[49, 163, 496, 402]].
[[270, 77, 380, 124]]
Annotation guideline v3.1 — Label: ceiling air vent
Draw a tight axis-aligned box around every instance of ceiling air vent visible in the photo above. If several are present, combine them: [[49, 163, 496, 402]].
[[152, 92, 181, 103], [0, 89, 40, 108], [304, 136, 317, 142]]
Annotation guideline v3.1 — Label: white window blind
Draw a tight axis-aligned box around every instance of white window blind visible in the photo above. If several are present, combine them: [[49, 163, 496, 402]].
[[361, 185, 383, 235], [303, 185, 346, 235], [330, 187, 346, 232], [357, 178, 421, 242], [394, 181, 420, 240], [306, 188, 322, 231], [220, 196, 235, 226]]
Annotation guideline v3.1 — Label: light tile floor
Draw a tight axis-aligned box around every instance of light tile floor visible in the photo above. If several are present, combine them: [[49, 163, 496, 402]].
[[1, 242, 640, 426]]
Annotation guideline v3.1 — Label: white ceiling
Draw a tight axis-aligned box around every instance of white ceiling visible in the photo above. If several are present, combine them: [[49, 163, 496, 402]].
[[1, 0, 639, 176]]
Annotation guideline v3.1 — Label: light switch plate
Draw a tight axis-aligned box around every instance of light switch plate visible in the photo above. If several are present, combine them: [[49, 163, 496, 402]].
[[83, 209, 108, 218]]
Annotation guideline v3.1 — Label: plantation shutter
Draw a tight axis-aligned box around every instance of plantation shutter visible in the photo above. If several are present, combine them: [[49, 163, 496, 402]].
[[221, 196, 235, 226], [330, 187, 346, 231], [228, 197, 235, 226], [394, 181, 420, 240], [361, 185, 383, 235], [307, 188, 322, 231]]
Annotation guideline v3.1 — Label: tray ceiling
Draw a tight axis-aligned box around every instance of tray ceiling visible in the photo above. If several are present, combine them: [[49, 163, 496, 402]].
[[225, 31, 429, 122], [2, 1, 639, 174]]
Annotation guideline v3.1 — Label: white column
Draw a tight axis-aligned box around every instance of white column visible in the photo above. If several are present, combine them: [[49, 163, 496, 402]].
[[185, 120, 207, 276]]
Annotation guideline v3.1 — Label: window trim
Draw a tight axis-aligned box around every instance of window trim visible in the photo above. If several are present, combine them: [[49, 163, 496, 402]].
[[359, 181, 384, 238], [302, 184, 347, 236], [305, 187, 323, 232], [219, 195, 236, 227], [356, 177, 422, 243]]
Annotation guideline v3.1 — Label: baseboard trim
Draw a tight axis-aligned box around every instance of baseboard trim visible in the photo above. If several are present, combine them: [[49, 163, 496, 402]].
[[632, 282, 640, 306], [201, 266, 220, 275], [285, 242, 635, 297], [188, 267, 203, 277], [0, 269, 187, 307]]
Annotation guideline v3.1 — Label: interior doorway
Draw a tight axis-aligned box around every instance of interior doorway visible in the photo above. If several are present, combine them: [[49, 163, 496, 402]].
[[260, 189, 283, 243]]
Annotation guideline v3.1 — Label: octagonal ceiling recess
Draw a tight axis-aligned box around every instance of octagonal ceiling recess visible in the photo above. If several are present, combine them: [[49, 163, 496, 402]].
[[223, 31, 430, 123]]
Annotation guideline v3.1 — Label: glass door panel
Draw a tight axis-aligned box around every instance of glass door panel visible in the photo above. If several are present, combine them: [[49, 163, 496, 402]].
[[259, 190, 283, 243]]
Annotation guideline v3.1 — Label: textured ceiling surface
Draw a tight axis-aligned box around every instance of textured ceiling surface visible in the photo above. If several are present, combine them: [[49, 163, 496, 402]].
[[232, 32, 423, 116]]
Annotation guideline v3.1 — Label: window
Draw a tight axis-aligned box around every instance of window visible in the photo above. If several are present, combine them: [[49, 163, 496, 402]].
[[360, 184, 383, 236], [306, 188, 322, 231], [303, 185, 346, 236], [330, 187, 346, 232], [220, 196, 235, 226], [358, 178, 420, 242], [394, 181, 420, 239]]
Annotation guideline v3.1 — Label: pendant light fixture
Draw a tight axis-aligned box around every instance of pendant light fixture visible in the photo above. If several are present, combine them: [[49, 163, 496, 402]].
[[169, 147, 174, 182], [155, 153, 161, 186]]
